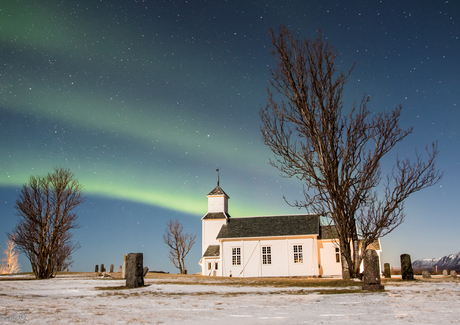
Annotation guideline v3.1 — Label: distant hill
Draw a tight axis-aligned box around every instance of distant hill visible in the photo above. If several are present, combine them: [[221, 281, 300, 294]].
[[412, 252, 460, 271]]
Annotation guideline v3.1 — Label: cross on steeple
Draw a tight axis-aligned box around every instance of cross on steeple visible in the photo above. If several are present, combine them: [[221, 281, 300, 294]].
[[216, 168, 220, 186]]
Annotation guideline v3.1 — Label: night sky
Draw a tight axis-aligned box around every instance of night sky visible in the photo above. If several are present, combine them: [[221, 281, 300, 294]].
[[1, 1, 458, 274]]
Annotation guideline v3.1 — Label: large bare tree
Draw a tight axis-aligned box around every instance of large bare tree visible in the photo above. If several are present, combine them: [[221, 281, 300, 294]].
[[260, 25, 443, 279], [0, 235, 21, 274], [8, 168, 85, 279], [163, 219, 196, 274]]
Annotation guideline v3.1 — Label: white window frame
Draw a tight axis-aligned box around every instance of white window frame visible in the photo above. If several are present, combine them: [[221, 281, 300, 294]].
[[232, 247, 241, 266], [293, 245, 303, 264], [262, 246, 272, 265]]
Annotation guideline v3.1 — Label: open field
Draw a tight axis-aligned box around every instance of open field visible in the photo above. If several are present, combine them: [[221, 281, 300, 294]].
[[1, 272, 459, 324]]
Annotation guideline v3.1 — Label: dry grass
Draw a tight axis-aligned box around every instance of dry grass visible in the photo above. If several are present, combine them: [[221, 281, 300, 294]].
[[143, 272, 360, 288], [90, 272, 364, 297]]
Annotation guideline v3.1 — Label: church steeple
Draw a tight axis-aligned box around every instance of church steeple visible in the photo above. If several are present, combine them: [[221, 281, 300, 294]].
[[206, 170, 229, 214]]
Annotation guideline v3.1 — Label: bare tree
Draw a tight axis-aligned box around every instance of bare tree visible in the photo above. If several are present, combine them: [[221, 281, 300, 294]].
[[0, 235, 21, 274], [260, 25, 443, 279], [55, 242, 80, 272], [163, 219, 196, 274], [8, 168, 85, 279]]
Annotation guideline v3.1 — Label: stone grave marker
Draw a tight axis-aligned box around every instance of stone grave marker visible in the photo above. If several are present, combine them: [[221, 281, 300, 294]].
[[400, 254, 414, 281], [443, 269, 448, 276], [384, 263, 391, 278], [95, 265, 99, 272], [451, 270, 457, 278], [125, 253, 144, 288], [422, 271, 431, 278], [362, 249, 384, 291], [110, 264, 114, 273]]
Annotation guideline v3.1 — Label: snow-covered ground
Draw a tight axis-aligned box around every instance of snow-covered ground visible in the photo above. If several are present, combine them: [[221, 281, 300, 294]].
[[0, 274, 459, 324]]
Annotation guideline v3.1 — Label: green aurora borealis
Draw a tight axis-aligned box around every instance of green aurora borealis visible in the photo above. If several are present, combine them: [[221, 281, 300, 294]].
[[1, 0, 459, 273]]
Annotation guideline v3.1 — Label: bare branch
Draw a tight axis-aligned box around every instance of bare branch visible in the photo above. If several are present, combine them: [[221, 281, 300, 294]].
[[260, 25, 443, 278], [163, 219, 196, 274], [7, 168, 85, 279]]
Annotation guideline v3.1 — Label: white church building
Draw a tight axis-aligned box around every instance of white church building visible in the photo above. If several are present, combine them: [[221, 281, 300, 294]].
[[199, 182, 381, 278]]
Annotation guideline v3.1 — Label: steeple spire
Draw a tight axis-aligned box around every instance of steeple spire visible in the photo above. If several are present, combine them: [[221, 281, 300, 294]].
[[216, 168, 220, 186]]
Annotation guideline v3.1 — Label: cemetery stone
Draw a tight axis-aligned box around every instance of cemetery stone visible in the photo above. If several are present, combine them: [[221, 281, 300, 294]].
[[422, 271, 431, 278], [451, 270, 457, 278], [400, 254, 414, 281], [125, 253, 144, 288], [362, 249, 384, 291], [443, 269, 448, 276], [384, 263, 391, 278], [95, 265, 99, 272], [110, 264, 114, 273]]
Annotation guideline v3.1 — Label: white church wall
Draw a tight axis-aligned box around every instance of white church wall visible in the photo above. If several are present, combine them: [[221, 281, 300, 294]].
[[202, 219, 226, 255], [318, 240, 342, 277], [286, 237, 317, 277], [201, 257, 220, 276], [220, 236, 319, 277]]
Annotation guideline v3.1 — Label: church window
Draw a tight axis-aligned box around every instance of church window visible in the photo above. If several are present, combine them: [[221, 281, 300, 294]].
[[293, 245, 303, 263], [262, 246, 272, 265], [336, 247, 340, 263], [232, 247, 241, 266], [208, 263, 211, 270], [215, 262, 218, 270]]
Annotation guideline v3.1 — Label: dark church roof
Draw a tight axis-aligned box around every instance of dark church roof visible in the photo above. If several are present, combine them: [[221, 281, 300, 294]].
[[202, 212, 231, 220], [203, 245, 220, 257], [207, 185, 229, 198], [216, 214, 320, 239], [319, 225, 339, 239]]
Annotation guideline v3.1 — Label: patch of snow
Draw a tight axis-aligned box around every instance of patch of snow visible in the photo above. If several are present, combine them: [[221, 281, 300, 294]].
[[0, 275, 459, 324]]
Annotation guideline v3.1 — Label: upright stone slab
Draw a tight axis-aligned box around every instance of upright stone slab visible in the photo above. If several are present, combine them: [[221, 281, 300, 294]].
[[119, 265, 122, 273], [95, 265, 99, 272], [384, 263, 391, 278], [125, 253, 144, 288], [422, 271, 431, 279], [443, 269, 448, 276], [362, 249, 384, 291], [122, 255, 127, 279], [101, 264, 105, 273], [451, 270, 457, 278], [400, 254, 414, 281], [110, 264, 114, 273]]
